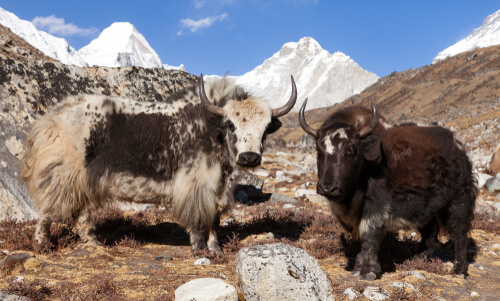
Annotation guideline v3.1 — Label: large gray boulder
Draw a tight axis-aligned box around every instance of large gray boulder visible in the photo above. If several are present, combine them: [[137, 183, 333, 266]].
[[174, 278, 238, 301], [235, 243, 334, 301]]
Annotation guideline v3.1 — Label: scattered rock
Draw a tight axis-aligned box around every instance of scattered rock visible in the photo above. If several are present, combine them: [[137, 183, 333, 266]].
[[389, 282, 415, 291], [470, 291, 480, 298], [404, 271, 426, 281], [363, 287, 390, 301], [235, 243, 334, 301], [485, 176, 500, 193], [194, 258, 211, 265], [343, 288, 362, 300], [154, 255, 173, 261], [0, 252, 33, 276], [270, 193, 297, 204], [283, 204, 296, 209], [235, 190, 249, 204], [174, 278, 238, 301], [275, 170, 292, 183], [12, 276, 24, 284], [477, 172, 493, 188], [0, 292, 30, 301]]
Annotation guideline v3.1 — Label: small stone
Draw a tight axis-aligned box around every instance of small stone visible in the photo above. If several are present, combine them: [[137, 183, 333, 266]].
[[470, 291, 480, 297], [270, 193, 297, 204], [194, 258, 211, 265], [492, 243, 500, 250], [283, 204, 296, 209], [405, 271, 426, 281], [154, 255, 173, 261], [174, 278, 238, 301], [479, 266, 484, 270], [344, 288, 362, 300], [390, 282, 415, 291], [12, 276, 24, 284], [363, 287, 390, 301], [0, 292, 30, 301]]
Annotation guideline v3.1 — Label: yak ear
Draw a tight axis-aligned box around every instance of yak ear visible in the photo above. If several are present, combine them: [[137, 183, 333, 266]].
[[266, 117, 282, 134], [361, 135, 381, 163]]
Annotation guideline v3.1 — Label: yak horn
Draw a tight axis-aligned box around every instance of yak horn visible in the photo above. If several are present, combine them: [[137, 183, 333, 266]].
[[298, 98, 318, 138], [358, 102, 378, 138], [199, 73, 225, 117], [271, 75, 297, 117]]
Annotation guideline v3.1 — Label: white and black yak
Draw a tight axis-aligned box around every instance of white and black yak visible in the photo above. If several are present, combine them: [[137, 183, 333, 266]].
[[299, 99, 476, 279], [20, 75, 297, 252]]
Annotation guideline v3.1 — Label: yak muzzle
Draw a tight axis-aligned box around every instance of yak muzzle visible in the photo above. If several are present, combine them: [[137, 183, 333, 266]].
[[317, 179, 343, 198], [237, 152, 262, 167]]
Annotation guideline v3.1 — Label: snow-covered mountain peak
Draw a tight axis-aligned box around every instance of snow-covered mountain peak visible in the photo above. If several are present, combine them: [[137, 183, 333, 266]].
[[433, 9, 500, 63], [79, 22, 163, 68], [0, 6, 88, 66], [236, 37, 378, 111]]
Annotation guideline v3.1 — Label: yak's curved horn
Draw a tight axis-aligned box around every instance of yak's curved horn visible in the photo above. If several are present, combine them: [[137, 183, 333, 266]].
[[199, 73, 225, 117], [358, 102, 378, 138], [271, 75, 297, 117], [298, 98, 318, 138]]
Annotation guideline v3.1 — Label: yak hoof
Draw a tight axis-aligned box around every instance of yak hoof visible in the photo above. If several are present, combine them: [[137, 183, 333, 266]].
[[351, 270, 361, 277], [361, 272, 377, 281]]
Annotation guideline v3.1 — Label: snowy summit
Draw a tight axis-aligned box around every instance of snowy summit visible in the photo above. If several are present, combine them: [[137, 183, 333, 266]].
[[236, 37, 378, 111], [0, 7, 87, 66], [78, 22, 163, 68], [433, 9, 500, 63]]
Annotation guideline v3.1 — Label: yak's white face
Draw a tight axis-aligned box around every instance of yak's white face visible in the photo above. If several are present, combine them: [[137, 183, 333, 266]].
[[222, 97, 274, 167]]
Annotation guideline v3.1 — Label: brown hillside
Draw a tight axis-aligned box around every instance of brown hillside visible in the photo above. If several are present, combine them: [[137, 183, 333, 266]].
[[278, 45, 500, 153]]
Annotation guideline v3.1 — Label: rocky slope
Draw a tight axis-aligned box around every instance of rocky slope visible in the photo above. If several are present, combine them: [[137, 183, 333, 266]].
[[278, 43, 500, 172], [0, 24, 197, 221]]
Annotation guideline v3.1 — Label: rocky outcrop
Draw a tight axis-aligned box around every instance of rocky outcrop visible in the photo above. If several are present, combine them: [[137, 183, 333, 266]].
[[174, 278, 238, 301], [0, 25, 197, 221]]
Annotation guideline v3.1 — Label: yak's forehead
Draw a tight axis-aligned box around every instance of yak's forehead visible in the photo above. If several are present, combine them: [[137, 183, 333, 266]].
[[321, 127, 351, 155], [223, 97, 272, 131]]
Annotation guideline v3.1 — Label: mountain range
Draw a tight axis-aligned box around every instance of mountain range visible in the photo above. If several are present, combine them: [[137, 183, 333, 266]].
[[1, 6, 500, 110]]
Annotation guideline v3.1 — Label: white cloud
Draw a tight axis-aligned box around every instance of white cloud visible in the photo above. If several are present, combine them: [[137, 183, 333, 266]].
[[178, 13, 228, 35], [32, 15, 98, 36]]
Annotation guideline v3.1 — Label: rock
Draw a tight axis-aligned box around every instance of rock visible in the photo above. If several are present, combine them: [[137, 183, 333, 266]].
[[0, 292, 30, 301], [275, 170, 292, 183], [154, 255, 173, 261], [283, 204, 296, 209], [0, 252, 33, 276], [270, 193, 297, 204], [23, 257, 43, 271], [235, 243, 334, 301], [470, 291, 480, 298], [194, 258, 211, 265], [295, 189, 328, 205], [241, 174, 265, 190], [251, 169, 269, 178], [235, 190, 249, 204], [174, 278, 238, 301], [389, 282, 415, 291], [404, 271, 426, 281], [477, 172, 493, 188], [12, 276, 24, 284], [343, 288, 362, 300], [485, 176, 500, 193], [363, 287, 390, 301]]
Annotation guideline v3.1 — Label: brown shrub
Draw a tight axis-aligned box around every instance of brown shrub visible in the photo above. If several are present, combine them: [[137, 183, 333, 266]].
[[472, 212, 500, 234], [6, 278, 52, 301], [395, 256, 449, 275]]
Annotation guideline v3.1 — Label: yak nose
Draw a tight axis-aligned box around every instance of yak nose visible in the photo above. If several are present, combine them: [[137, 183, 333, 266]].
[[317, 179, 342, 197], [237, 152, 262, 167]]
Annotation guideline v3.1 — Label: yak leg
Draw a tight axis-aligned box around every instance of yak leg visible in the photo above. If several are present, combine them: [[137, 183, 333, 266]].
[[189, 225, 208, 252], [352, 227, 385, 281], [73, 208, 99, 245], [417, 219, 440, 257], [447, 202, 472, 275], [35, 213, 53, 243], [207, 213, 222, 252]]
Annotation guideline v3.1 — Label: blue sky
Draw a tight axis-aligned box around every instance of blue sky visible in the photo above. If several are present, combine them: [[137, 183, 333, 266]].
[[1, 1, 499, 77]]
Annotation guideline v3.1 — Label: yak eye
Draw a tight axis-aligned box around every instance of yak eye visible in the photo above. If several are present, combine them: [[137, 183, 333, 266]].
[[345, 146, 357, 156]]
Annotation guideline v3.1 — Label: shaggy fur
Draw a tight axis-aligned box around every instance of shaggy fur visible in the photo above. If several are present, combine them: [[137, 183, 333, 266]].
[[306, 105, 476, 280], [20, 77, 285, 251]]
